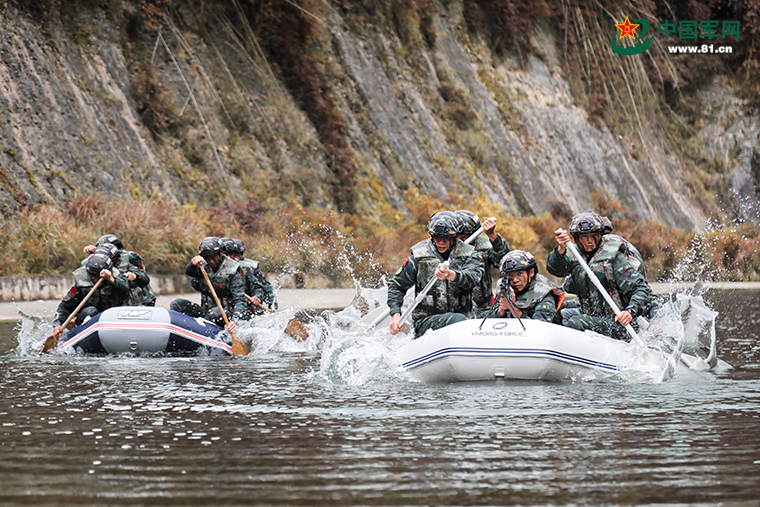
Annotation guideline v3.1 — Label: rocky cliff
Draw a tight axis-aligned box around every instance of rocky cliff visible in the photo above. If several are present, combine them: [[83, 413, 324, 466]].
[[0, 0, 757, 230]]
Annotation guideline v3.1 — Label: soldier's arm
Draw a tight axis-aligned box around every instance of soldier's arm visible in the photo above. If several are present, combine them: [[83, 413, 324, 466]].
[[109, 272, 131, 295], [229, 271, 249, 320], [532, 295, 558, 322], [247, 267, 270, 301], [451, 253, 484, 290], [52, 287, 84, 327], [614, 254, 654, 319], [387, 256, 417, 316], [126, 253, 151, 288], [546, 248, 573, 278], [487, 235, 510, 265]]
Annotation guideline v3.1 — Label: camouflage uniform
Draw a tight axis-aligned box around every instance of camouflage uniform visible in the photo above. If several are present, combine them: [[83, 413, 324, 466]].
[[170, 255, 249, 326], [113, 250, 156, 306], [471, 234, 510, 317], [546, 234, 659, 341], [53, 267, 130, 327], [239, 258, 277, 312], [387, 238, 484, 338], [497, 274, 564, 323]]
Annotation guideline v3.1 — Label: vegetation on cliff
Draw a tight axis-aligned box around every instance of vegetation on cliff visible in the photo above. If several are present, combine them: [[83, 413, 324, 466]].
[[1, 192, 757, 286], [1, 0, 758, 283]]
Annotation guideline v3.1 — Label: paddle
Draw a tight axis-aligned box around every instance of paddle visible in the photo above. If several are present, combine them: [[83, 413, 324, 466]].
[[244, 294, 309, 341], [42, 278, 105, 353], [559, 230, 643, 345], [356, 218, 496, 332], [200, 263, 248, 356], [396, 218, 496, 330], [561, 230, 709, 370]]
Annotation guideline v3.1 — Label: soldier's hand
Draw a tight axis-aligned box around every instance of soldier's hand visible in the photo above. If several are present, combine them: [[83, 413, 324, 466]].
[[225, 320, 237, 335], [191, 255, 205, 267], [99, 269, 115, 284], [83, 244, 97, 254], [498, 294, 509, 317], [390, 313, 403, 335], [249, 295, 262, 307], [435, 263, 455, 281], [615, 310, 633, 327], [554, 228, 571, 254], [52, 326, 63, 339], [125, 272, 137, 282], [482, 217, 497, 239]]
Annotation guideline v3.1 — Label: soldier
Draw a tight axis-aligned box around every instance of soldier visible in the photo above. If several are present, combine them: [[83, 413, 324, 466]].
[[455, 210, 510, 316], [546, 211, 659, 341], [170, 237, 248, 332], [83, 234, 156, 306], [220, 237, 277, 314], [51, 250, 130, 340], [388, 211, 484, 337], [495, 250, 564, 323]]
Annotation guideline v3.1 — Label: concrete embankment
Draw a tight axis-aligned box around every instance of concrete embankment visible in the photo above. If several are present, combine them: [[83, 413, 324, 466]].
[[1, 275, 758, 324]]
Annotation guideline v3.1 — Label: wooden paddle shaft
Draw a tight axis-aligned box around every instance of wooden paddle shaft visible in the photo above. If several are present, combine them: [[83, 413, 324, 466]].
[[245, 294, 275, 313], [43, 277, 106, 353], [200, 265, 231, 326]]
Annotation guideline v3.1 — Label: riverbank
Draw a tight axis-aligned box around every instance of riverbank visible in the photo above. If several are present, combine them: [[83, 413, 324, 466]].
[[0, 289, 358, 323], [1, 282, 758, 324]]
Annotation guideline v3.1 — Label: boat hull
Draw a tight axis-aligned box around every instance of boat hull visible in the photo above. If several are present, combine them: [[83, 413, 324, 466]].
[[60, 306, 232, 356], [396, 318, 649, 382]]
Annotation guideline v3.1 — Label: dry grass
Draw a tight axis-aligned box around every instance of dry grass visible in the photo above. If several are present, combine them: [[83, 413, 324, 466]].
[[2, 190, 757, 285]]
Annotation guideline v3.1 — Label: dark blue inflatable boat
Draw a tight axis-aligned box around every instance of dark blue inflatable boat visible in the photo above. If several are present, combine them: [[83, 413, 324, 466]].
[[59, 306, 233, 356]]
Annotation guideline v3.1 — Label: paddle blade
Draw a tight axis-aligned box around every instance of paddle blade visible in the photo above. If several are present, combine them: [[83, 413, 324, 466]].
[[231, 334, 248, 356], [41, 334, 58, 354], [285, 318, 309, 341]]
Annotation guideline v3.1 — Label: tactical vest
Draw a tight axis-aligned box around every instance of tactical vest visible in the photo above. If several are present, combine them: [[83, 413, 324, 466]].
[[199, 256, 241, 314], [114, 251, 156, 306], [73, 267, 128, 310], [471, 235, 495, 311], [410, 239, 476, 321], [513, 274, 564, 323], [573, 234, 644, 318]]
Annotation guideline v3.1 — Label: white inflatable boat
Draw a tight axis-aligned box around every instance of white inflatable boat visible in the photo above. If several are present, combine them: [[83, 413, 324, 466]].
[[59, 306, 233, 356], [396, 318, 672, 382]]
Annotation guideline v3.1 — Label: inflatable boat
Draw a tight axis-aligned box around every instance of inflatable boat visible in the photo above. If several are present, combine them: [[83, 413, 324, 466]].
[[59, 306, 233, 356], [396, 318, 672, 382]]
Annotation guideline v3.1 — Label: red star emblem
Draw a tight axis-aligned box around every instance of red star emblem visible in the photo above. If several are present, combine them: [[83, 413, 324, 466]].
[[615, 16, 640, 40]]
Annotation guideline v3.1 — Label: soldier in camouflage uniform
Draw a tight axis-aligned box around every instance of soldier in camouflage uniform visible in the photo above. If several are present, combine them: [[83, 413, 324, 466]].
[[83, 234, 156, 307], [170, 237, 249, 331], [456, 210, 510, 317], [546, 211, 659, 341], [220, 237, 277, 314], [494, 250, 564, 323], [51, 250, 130, 340], [388, 211, 484, 338]]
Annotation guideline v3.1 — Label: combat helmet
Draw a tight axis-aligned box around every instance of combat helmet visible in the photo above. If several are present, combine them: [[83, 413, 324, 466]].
[[220, 237, 246, 256], [500, 250, 538, 277], [568, 211, 608, 236], [456, 210, 480, 236], [86, 253, 113, 276], [96, 234, 123, 250], [94, 243, 119, 261], [198, 237, 223, 258], [427, 211, 461, 239]]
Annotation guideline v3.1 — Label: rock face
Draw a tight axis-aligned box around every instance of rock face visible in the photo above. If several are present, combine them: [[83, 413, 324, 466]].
[[0, 1, 751, 229]]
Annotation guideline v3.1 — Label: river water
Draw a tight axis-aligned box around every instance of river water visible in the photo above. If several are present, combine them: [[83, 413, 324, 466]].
[[0, 289, 758, 506]]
